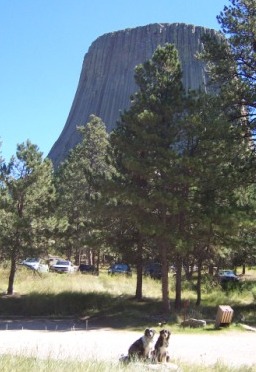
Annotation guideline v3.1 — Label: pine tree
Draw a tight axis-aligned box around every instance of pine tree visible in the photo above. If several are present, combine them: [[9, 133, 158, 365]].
[[111, 47, 255, 309], [54, 115, 113, 266], [201, 0, 256, 130], [111, 44, 194, 312], [198, 0, 256, 289], [183, 93, 253, 304], [0, 140, 56, 294]]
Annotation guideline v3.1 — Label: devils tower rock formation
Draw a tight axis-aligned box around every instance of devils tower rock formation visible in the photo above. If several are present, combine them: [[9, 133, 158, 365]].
[[48, 23, 217, 167]]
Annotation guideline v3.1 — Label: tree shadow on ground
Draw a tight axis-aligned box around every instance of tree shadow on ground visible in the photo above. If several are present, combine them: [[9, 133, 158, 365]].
[[0, 291, 255, 331], [0, 291, 166, 331]]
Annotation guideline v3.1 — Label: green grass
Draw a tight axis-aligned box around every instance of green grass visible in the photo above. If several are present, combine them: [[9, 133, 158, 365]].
[[0, 266, 255, 329], [0, 267, 256, 371], [0, 355, 255, 372]]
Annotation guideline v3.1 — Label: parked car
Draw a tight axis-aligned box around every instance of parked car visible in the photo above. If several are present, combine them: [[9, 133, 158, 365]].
[[22, 258, 49, 273], [144, 262, 162, 279], [218, 270, 240, 283], [108, 263, 132, 276], [51, 260, 76, 273], [79, 264, 98, 275]]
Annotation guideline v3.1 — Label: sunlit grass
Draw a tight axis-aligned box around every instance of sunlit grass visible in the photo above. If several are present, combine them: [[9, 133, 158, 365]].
[[202, 284, 255, 307], [2, 267, 163, 298], [0, 266, 255, 326], [0, 355, 254, 372], [0, 267, 255, 370]]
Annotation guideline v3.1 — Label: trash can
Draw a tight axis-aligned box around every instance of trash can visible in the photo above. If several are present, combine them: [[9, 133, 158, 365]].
[[215, 305, 234, 328]]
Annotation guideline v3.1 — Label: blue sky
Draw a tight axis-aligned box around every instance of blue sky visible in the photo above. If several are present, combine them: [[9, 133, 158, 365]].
[[0, 0, 229, 161]]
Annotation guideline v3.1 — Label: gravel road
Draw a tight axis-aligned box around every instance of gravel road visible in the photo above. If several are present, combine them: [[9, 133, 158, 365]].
[[0, 319, 255, 369]]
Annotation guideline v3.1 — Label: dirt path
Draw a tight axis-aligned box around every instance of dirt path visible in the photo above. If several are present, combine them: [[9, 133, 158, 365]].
[[0, 326, 256, 368]]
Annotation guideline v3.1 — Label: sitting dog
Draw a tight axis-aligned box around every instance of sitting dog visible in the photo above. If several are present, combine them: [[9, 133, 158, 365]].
[[153, 329, 171, 363], [128, 328, 156, 361]]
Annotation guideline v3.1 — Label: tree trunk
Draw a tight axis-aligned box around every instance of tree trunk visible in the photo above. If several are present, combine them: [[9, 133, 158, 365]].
[[196, 259, 202, 306], [7, 253, 16, 295], [175, 256, 182, 309], [74, 247, 80, 265], [184, 263, 193, 280], [135, 242, 143, 300], [208, 264, 214, 275], [96, 249, 100, 275], [160, 242, 170, 313]]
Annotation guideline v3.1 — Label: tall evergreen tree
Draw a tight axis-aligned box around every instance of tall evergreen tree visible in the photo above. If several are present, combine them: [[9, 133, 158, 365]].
[[54, 115, 113, 265], [183, 92, 254, 304], [201, 0, 256, 130], [111, 44, 195, 312], [111, 41, 255, 309], [198, 0, 256, 288], [0, 141, 55, 294]]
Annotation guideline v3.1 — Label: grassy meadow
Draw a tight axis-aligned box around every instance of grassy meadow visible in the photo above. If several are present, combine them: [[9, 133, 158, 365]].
[[0, 265, 255, 328], [0, 266, 256, 371], [0, 355, 255, 372]]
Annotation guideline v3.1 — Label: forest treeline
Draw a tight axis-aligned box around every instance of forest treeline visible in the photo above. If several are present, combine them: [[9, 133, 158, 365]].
[[1, 0, 256, 312]]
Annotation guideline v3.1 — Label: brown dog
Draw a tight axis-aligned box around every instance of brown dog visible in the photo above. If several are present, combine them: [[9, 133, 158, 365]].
[[153, 329, 171, 363], [128, 328, 156, 361]]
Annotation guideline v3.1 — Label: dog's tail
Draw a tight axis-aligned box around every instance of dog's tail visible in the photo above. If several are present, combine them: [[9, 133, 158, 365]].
[[119, 354, 130, 364]]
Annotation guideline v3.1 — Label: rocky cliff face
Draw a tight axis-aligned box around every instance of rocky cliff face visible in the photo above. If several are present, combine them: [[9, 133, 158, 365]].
[[48, 23, 217, 167]]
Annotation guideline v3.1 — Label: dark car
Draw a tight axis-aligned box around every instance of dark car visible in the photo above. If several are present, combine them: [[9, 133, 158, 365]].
[[144, 262, 162, 280], [218, 270, 240, 284], [108, 263, 132, 276], [79, 264, 98, 275]]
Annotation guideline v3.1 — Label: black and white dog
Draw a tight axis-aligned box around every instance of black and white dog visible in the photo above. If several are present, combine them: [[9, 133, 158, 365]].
[[153, 329, 171, 363], [128, 328, 156, 361]]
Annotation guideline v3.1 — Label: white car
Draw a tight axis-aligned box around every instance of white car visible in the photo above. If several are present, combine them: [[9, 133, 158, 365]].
[[51, 260, 76, 273], [22, 258, 49, 273]]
